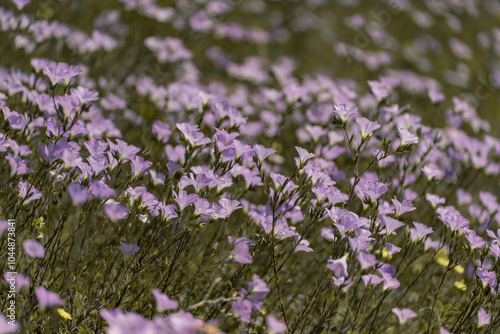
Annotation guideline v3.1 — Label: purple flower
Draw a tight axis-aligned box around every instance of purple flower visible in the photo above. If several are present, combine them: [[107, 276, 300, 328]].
[[35, 286, 64, 309], [176, 123, 211, 147], [84, 139, 108, 156], [355, 117, 380, 139], [379, 215, 405, 236], [357, 252, 378, 269], [392, 197, 416, 217], [398, 128, 419, 146], [154, 311, 206, 334], [68, 183, 90, 205], [381, 272, 400, 290], [159, 203, 178, 222], [23, 239, 45, 258], [173, 190, 199, 211], [110, 139, 140, 163], [362, 274, 383, 286], [7, 155, 33, 176], [368, 80, 390, 102], [4, 272, 30, 291], [232, 299, 253, 323], [119, 243, 140, 256], [327, 257, 348, 278], [13, 0, 30, 10], [428, 89, 445, 103], [464, 229, 486, 249], [100, 309, 157, 334], [392, 308, 418, 324], [266, 315, 287, 333], [477, 308, 491, 327], [104, 203, 128, 220], [19, 181, 42, 204], [230, 240, 252, 264], [130, 155, 152, 178], [437, 206, 469, 232], [361, 180, 389, 202], [333, 104, 358, 124], [152, 121, 171, 143], [479, 191, 499, 214], [476, 268, 497, 289], [253, 144, 276, 164], [43, 62, 84, 86], [0, 314, 19, 333], [426, 193, 446, 208], [152, 289, 179, 312], [70, 87, 99, 105], [409, 222, 433, 242], [295, 146, 315, 167], [90, 180, 116, 199]]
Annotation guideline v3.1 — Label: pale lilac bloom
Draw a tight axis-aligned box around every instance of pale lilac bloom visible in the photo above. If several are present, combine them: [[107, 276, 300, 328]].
[[476, 268, 497, 289], [477, 308, 491, 327], [253, 144, 276, 164], [68, 183, 90, 205], [398, 127, 419, 146], [100, 309, 157, 334], [360, 179, 389, 202], [456, 189, 472, 205], [110, 139, 140, 162], [90, 180, 116, 199], [362, 274, 383, 286], [4, 272, 30, 291], [43, 62, 84, 86], [428, 89, 445, 103], [333, 104, 358, 124], [152, 289, 179, 311], [119, 243, 140, 256], [464, 229, 486, 249], [266, 315, 287, 333], [381, 272, 400, 290], [13, 0, 31, 10], [357, 252, 378, 269], [392, 197, 416, 216], [392, 308, 418, 324], [23, 239, 45, 258], [35, 286, 64, 309], [295, 146, 315, 166], [327, 257, 348, 278], [426, 193, 446, 208], [104, 203, 128, 220], [479, 191, 499, 213], [0, 313, 19, 333], [355, 117, 380, 139], [176, 123, 211, 147], [7, 155, 33, 176], [439, 328, 452, 334], [19, 181, 42, 204], [152, 121, 171, 143], [130, 155, 152, 178], [231, 241, 252, 264], [386, 243, 401, 255], [154, 311, 206, 334], [410, 222, 433, 242], [437, 206, 469, 232], [379, 215, 405, 236]]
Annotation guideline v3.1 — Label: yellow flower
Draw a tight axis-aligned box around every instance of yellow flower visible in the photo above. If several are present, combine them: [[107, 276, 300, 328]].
[[454, 280, 467, 291], [57, 308, 72, 320], [454, 265, 464, 274], [435, 250, 449, 267]]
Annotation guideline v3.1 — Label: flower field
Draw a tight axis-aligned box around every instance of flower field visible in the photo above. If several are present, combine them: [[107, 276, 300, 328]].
[[1, 0, 500, 333]]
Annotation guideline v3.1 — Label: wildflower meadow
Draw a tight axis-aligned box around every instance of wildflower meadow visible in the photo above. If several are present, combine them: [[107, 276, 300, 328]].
[[1, 0, 500, 333]]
